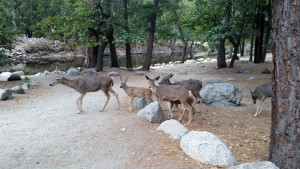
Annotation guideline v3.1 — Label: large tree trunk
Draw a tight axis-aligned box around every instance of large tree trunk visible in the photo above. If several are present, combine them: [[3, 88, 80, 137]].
[[254, 3, 265, 63], [228, 40, 240, 68], [86, 28, 99, 67], [142, 0, 159, 70], [123, 0, 132, 70], [217, 39, 227, 68], [269, 0, 300, 168], [96, 41, 108, 72], [189, 40, 194, 59], [107, 26, 119, 68]]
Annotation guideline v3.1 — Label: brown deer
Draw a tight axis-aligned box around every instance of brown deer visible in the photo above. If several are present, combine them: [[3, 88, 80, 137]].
[[159, 73, 202, 103], [49, 75, 120, 113], [119, 76, 153, 111], [250, 82, 273, 116], [145, 75, 194, 125]]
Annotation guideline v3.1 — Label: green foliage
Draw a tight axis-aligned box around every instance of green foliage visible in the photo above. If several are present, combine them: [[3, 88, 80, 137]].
[[0, 54, 11, 66], [0, 0, 14, 48]]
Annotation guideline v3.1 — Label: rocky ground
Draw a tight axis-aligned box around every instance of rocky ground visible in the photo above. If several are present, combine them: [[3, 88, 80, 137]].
[[0, 54, 273, 169]]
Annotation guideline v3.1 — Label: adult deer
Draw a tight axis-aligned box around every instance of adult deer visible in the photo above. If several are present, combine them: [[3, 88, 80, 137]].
[[250, 82, 273, 116], [159, 73, 202, 103], [50, 75, 120, 113], [145, 75, 194, 125], [119, 76, 153, 111]]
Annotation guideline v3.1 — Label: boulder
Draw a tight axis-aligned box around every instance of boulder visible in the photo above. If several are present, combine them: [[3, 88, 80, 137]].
[[12, 71, 25, 77], [89, 69, 97, 76], [10, 86, 25, 94], [137, 101, 165, 123], [200, 83, 242, 106], [67, 68, 79, 76], [107, 71, 120, 76], [157, 119, 189, 140], [180, 131, 236, 167], [0, 72, 12, 81], [7, 74, 22, 81], [229, 161, 279, 169], [0, 89, 13, 101], [201, 78, 219, 85], [135, 98, 148, 109]]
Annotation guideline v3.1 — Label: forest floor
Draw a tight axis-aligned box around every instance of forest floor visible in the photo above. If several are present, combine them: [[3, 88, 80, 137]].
[[0, 54, 273, 169]]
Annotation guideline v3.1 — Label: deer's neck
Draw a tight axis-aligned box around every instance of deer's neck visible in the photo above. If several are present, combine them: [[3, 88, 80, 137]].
[[61, 78, 79, 90], [122, 84, 131, 94], [149, 81, 158, 93]]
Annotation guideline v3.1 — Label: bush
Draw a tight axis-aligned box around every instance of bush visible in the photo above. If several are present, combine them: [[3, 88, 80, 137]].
[[0, 54, 11, 66]]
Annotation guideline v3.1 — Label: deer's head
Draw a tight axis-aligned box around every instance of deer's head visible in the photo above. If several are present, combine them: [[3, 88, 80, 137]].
[[250, 90, 257, 104], [145, 75, 160, 89], [119, 76, 128, 88], [49, 76, 64, 86]]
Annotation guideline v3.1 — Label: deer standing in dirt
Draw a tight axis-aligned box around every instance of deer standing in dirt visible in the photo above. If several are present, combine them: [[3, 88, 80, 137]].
[[159, 73, 202, 103], [119, 76, 153, 111], [250, 82, 273, 116], [145, 75, 195, 125], [50, 75, 120, 113]]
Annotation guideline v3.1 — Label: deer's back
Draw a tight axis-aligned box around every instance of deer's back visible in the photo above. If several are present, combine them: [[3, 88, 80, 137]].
[[156, 84, 189, 101], [176, 79, 202, 91], [253, 82, 273, 98], [77, 75, 112, 92]]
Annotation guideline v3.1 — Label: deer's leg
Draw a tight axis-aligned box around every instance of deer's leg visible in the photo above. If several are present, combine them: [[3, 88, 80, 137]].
[[167, 102, 174, 119], [101, 91, 111, 112], [255, 99, 263, 117], [108, 88, 120, 110], [129, 96, 134, 111], [76, 93, 86, 113], [178, 102, 187, 122]]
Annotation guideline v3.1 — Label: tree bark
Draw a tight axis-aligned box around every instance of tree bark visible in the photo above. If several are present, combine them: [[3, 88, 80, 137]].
[[142, 0, 159, 70], [217, 39, 227, 68], [86, 28, 99, 67], [189, 40, 194, 59], [107, 26, 119, 68], [269, 0, 300, 168], [96, 41, 108, 72], [254, 3, 265, 63], [123, 0, 132, 70]]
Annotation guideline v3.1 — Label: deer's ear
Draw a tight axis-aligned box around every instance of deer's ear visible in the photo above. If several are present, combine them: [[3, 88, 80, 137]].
[[170, 73, 174, 78], [145, 75, 150, 80], [250, 90, 253, 94], [154, 76, 160, 81], [125, 77, 128, 82]]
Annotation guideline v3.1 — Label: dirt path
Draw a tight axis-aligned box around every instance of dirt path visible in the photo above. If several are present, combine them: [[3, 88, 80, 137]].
[[0, 55, 273, 169]]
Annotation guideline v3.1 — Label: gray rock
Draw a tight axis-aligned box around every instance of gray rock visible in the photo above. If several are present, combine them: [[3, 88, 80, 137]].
[[134, 71, 145, 76], [229, 161, 279, 169], [12, 71, 25, 77], [137, 101, 165, 123], [180, 131, 236, 167], [178, 70, 188, 75], [248, 76, 256, 80], [89, 69, 97, 76], [0, 89, 13, 101], [227, 78, 237, 81], [157, 119, 189, 140], [67, 68, 79, 76], [201, 78, 219, 85], [135, 98, 148, 109], [200, 83, 242, 106], [10, 86, 25, 94], [8, 74, 22, 81], [107, 71, 120, 76]]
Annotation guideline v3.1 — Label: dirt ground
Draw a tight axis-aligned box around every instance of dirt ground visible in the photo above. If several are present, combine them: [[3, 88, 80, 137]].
[[0, 54, 273, 169]]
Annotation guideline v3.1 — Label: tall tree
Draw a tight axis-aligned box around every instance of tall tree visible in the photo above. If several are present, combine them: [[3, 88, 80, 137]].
[[269, 0, 300, 168], [142, 0, 160, 70], [122, 0, 132, 70]]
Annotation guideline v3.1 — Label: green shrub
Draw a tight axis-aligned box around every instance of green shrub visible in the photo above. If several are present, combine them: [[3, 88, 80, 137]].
[[0, 53, 11, 66]]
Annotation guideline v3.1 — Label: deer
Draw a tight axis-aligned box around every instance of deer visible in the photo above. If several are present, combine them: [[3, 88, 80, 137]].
[[119, 76, 153, 111], [49, 75, 120, 113], [159, 73, 202, 104], [250, 82, 273, 117], [145, 75, 195, 125]]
